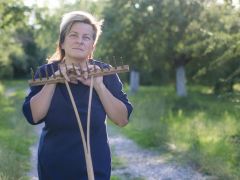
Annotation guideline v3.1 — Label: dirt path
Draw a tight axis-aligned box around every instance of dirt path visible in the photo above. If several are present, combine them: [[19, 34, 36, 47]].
[[109, 126, 207, 180]]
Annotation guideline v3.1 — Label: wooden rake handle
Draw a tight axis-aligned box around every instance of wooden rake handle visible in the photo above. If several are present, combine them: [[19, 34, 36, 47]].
[[28, 65, 129, 86]]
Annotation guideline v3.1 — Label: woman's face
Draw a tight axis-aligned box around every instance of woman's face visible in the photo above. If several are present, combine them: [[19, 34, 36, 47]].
[[62, 22, 95, 61]]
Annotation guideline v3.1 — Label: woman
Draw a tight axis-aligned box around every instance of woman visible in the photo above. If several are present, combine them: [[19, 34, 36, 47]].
[[22, 11, 133, 180]]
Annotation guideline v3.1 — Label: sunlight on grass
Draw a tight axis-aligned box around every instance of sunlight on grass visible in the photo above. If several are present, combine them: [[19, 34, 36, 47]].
[[111, 156, 126, 170], [0, 82, 4, 95], [0, 172, 9, 180], [122, 85, 240, 179], [233, 83, 240, 91]]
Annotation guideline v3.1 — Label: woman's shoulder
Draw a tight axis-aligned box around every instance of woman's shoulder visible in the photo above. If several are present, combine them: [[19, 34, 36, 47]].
[[90, 59, 111, 69], [37, 61, 59, 68], [34, 61, 60, 78]]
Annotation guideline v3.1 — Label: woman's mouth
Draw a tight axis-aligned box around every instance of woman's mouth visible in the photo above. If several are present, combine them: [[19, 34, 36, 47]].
[[73, 48, 84, 51]]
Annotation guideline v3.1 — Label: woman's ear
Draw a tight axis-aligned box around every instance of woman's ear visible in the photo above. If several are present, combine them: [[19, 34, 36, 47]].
[[61, 43, 65, 50]]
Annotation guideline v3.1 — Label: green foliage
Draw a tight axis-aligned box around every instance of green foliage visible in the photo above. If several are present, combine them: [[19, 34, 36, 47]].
[[122, 85, 240, 179], [0, 1, 31, 79], [0, 1, 30, 30], [185, 3, 240, 88], [1, 0, 240, 89], [0, 80, 35, 179], [100, 0, 240, 87], [0, 0, 47, 78], [101, 0, 203, 84]]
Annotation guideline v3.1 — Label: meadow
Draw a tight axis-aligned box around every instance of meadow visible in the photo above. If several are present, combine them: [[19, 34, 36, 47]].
[[121, 85, 240, 179]]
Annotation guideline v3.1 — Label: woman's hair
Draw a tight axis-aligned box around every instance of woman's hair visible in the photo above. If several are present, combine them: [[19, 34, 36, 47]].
[[48, 11, 103, 62]]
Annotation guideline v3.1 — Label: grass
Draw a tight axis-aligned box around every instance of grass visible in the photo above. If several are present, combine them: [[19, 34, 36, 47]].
[[0, 80, 36, 180], [1, 79, 240, 179], [120, 85, 240, 179]]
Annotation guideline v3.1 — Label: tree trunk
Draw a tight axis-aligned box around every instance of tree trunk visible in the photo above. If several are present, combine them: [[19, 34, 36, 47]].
[[130, 70, 139, 93], [176, 65, 187, 97]]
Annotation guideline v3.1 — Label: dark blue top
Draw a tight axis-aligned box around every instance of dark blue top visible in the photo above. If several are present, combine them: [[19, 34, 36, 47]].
[[22, 60, 133, 180]]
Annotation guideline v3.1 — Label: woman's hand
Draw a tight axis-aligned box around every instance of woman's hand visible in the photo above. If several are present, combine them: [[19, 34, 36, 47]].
[[76, 64, 103, 88], [53, 64, 81, 84], [54, 63, 103, 87]]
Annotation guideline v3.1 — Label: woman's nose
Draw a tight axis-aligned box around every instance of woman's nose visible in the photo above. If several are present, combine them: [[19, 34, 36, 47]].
[[74, 35, 83, 44], [77, 37, 84, 44]]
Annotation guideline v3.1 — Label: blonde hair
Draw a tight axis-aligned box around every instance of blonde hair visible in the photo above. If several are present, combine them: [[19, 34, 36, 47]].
[[48, 11, 103, 62]]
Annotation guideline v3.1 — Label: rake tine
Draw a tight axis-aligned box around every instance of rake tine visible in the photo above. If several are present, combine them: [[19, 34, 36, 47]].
[[30, 68, 35, 81], [58, 64, 63, 77], [93, 61, 97, 73], [105, 56, 109, 64], [113, 56, 117, 69], [45, 66, 49, 80], [72, 63, 77, 74], [105, 57, 110, 71], [51, 64, 56, 79], [86, 61, 90, 73], [78, 63, 83, 75], [64, 63, 68, 75], [120, 57, 124, 68], [100, 63, 104, 72], [38, 67, 42, 81]]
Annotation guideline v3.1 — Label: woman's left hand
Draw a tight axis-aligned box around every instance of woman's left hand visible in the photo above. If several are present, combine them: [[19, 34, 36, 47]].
[[76, 64, 103, 88]]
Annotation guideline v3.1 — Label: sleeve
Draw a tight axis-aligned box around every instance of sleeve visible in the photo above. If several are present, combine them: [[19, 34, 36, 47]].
[[22, 64, 49, 125], [103, 73, 133, 119], [22, 86, 44, 125]]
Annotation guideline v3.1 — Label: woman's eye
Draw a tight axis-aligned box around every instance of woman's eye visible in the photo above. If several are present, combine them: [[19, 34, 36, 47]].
[[83, 36, 91, 40], [69, 33, 78, 37]]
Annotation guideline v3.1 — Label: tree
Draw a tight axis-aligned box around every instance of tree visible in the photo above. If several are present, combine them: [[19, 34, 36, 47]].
[[101, 0, 203, 90], [0, 0, 30, 78], [101, 0, 240, 95], [184, 1, 240, 93]]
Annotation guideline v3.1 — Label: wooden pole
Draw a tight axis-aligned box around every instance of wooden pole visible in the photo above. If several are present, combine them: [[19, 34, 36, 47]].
[[65, 79, 95, 180]]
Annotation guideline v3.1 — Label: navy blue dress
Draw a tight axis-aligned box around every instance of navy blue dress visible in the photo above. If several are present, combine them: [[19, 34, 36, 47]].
[[22, 60, 133, 180]]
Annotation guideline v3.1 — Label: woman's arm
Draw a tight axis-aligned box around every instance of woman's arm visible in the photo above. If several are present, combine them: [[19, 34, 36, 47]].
[[29, 63, 76, 123], [77, 64, 129, 127], [30, 83, 56, 123], [94, 82, 129, 127]]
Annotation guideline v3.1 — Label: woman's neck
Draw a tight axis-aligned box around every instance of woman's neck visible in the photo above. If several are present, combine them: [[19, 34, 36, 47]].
[[64, 57, 89, 68]]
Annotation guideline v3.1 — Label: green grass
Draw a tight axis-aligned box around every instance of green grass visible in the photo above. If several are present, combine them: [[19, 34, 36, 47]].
[[0, 80, 35, 180], [1, 80, 240, 179], [121, 85, 240, 179]]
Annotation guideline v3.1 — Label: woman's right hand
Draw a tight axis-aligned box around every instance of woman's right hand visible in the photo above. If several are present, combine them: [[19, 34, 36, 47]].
[[53, 64, 79, 84]]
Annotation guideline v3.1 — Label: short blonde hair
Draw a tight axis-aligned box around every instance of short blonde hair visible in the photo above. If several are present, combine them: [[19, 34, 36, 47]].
[[49, 11, 103, 62]]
